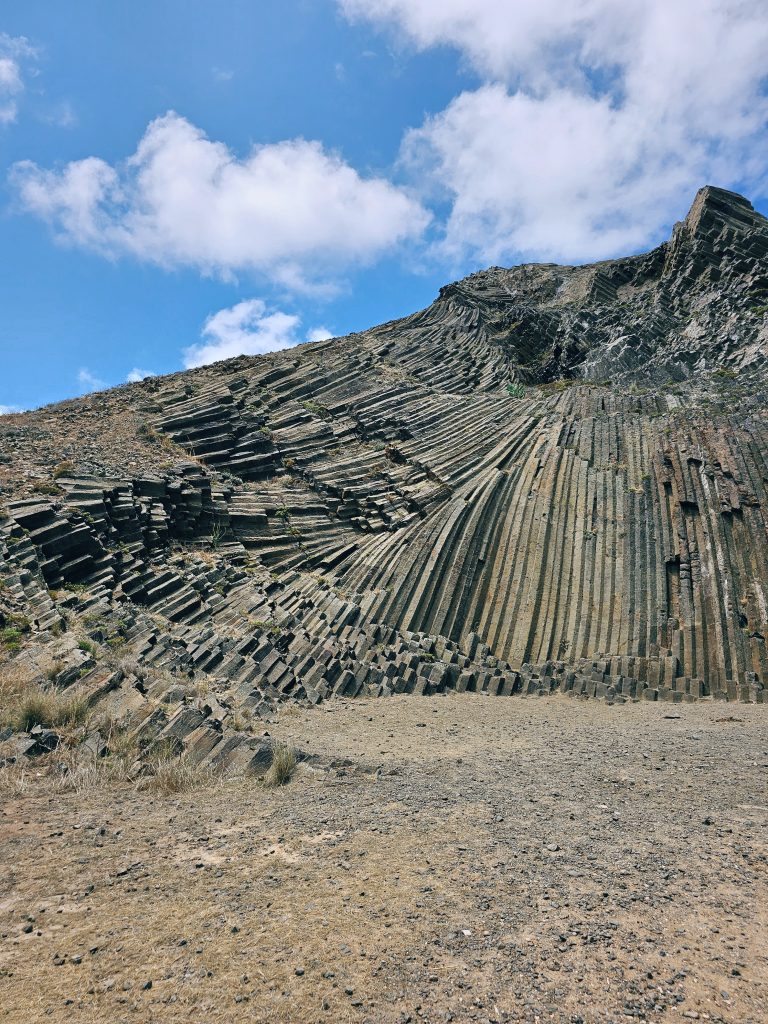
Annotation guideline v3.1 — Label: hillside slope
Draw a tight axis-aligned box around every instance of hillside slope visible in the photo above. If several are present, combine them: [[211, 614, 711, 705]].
[[1, 185, 767, 774]]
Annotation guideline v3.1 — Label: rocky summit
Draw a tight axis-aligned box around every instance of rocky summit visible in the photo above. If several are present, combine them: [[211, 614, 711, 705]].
[[1, 185, 767, 776]]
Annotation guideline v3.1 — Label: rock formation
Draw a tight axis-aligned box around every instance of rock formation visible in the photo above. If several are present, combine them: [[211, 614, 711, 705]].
[[1, 186, 767, 772]]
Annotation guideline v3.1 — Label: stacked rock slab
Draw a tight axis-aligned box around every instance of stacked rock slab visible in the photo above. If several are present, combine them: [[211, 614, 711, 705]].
[[1, 186, 767, 770]]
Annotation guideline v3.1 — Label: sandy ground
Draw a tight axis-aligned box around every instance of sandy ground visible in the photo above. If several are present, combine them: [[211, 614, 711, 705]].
[[1, 694, 767, 1024]]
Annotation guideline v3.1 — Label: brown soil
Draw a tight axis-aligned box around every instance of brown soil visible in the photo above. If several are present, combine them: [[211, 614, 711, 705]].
[[0, 373, 208, 498], [1, 695, 767, 1024]]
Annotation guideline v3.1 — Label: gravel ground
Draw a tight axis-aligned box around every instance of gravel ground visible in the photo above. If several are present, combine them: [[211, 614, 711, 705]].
[[1, 694, 767, 1024]]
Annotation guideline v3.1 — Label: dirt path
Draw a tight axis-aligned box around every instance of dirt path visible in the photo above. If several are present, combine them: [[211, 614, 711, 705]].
[[2, 695, 767, 1023]]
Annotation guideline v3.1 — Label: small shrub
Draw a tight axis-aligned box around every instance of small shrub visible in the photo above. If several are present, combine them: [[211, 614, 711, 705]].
[[248, 617, 281, 636], [137, 422, 182, 453], [1, 627, 23, 651], [506, 381, 526, 399], [210, 519, 227, 549], [5, 612, 30, 632], [1, 613, 30, 649], [263, 742, 297, 788], [52, 460, 75, 479], [539, 378, 578, 394], [31, 481, 63, 496], [301, 400, 331, 420]]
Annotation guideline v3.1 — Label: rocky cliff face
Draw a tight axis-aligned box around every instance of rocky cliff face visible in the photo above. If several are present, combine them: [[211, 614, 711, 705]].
[[1, 186, 767, 773]]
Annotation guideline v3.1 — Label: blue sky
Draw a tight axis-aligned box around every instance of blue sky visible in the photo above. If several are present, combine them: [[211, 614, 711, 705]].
[[1, 0, 766, 412]]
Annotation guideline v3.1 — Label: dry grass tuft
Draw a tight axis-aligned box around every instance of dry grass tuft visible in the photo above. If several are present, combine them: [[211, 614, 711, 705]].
[[138, 743, 225, 795], [52, 751, 136, 794], [1, 738, 223, 798], [52, 460, 75, 479], [230, 709, 252, 731], [263, 741, 297, 788], [0, 683, 231, 799], [0, 749, 135, 798], [0, 660, 33, 696], [0, 663, 91, 733], [0, 762, 34, 797], [12, 691, 90, 732]]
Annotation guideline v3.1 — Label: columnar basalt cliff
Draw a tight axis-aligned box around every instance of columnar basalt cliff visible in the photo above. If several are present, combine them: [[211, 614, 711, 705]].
[[1, 186, 767, 772]]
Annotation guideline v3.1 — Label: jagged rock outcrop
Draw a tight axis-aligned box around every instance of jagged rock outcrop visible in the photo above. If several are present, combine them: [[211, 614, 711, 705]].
[[1, 186, 767, 772]]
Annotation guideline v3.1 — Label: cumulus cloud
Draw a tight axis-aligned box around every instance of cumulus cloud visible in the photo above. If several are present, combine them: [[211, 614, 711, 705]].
[[0, 33, 36, 125], [0, 57, 23, 123], [183, 299, 333, 368], [126, 367, 154, 383], [77, 367, 107, 392], [342, 0, 636, 83], [0, 404, 22, 415], [306, 327, 333, 343], [343, 0, 768, 262], [10, 112, 430, 288]]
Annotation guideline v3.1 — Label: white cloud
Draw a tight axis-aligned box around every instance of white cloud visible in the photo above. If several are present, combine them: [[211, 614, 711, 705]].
[[11, 112, 430, 289], [0, 34, 36, 125], [0, 58, 22, 100], [126, 367, 154, 383], [0, 404, 22, 415], [41, 99, 78, 129], [306, 327, 333, 343], [12, 156, 120, 249], [343, 0, 768, 263], [77, 367, 107, 392], [401, 84, 703, 263], [342, 0, 631, 82], [183, 299, 332, 368]]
